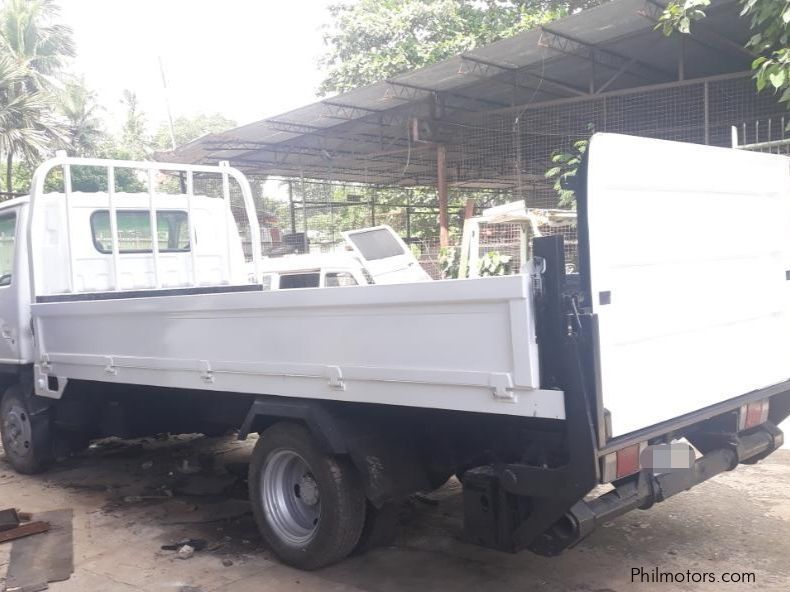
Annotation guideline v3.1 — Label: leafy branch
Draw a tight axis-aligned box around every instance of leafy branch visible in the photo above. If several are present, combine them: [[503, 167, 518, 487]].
[[545, 138, 588, 208], [658, 0, 790, 104]]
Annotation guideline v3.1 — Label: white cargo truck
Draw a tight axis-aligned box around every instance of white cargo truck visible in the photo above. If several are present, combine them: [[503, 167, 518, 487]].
[[0, 134, 788, 569]]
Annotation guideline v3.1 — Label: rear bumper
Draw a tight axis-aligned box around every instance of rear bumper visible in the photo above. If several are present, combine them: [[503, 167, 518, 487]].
[[557, 422, 783, 550], [463, 420, 784, 556]]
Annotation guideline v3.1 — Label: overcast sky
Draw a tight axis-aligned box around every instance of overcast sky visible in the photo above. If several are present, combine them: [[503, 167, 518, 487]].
[[59, 0, 335, 133]]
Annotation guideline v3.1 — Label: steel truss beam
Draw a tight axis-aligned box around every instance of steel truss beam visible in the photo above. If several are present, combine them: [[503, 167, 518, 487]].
[[264, 120, 324, 135], [539, 26, 674, 83], [320, 101, 382, 121], [265, 103, 411, 135], [458, 55, 583, 98], [385, 79, 511, 109], [459, 55, 589, 97]]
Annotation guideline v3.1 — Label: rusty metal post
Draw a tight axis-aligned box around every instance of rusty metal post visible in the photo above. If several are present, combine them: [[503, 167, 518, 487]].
[[437, 143, 449, 247], [464, 197, 476, 221]]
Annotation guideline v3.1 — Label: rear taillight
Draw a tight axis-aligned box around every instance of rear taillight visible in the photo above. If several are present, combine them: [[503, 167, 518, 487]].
[[601, 442, 646, 482], [739, 399, 769, 431]]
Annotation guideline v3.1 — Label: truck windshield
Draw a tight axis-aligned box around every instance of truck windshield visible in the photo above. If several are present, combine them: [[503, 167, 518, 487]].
[[90, 210, 190, 253], [0, 213, 15, 287]]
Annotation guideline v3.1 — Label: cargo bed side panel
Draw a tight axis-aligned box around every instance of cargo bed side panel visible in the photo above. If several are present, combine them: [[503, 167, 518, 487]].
[[31, 276, 562, 419], [587, 134, 790, 438]]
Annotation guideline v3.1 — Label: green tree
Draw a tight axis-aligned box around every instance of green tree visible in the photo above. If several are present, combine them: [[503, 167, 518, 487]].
[[318, 0, 605, 94], [0, 0, 72, 193], [659, 0, 790, 104], [60, 76, 105, 156], [153, 113, 237, 151]]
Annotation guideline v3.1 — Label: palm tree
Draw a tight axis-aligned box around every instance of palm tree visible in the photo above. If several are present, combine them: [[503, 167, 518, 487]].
[[0, 0, 73, 193], [0, 56, 52, 193], [60, 77, 104, 156], [0, 0, 75, 91]]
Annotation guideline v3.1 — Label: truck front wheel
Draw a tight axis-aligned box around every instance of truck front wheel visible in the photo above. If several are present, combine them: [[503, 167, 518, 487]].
[[249, 422, 366, 569], [0, 385, 52, 474]]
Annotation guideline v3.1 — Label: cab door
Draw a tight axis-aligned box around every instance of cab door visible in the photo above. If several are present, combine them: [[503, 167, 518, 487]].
[[0, 208, 22, 363]]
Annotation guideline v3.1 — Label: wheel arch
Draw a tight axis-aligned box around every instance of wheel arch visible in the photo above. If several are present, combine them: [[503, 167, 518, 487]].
[[0, 364, 37, 406], [239, 396, 348, 454], [240, 396, 432, 505]]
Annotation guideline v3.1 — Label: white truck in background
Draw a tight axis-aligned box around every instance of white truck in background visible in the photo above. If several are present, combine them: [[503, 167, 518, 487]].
[[0, 134, 788, 570], [253, 225, 432, 289]]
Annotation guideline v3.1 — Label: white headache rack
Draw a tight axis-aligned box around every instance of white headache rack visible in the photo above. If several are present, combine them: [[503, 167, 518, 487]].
[[27, 153, 262, 298], [731, 117, 790, 154]]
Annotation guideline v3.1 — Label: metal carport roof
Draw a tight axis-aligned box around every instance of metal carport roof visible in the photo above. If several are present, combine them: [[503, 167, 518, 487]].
[[166, 0, 756, 184]]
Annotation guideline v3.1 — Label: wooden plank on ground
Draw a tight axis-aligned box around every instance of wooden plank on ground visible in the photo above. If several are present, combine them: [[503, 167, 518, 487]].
[[0, 520, 49, 543]]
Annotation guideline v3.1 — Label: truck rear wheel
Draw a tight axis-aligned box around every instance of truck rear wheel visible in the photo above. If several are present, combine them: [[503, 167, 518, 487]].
[[0, 385, 52, 474], [249, 422, 366, 569]]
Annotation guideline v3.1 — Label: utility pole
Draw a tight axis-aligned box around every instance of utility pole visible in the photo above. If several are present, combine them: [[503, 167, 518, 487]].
[[158, 56, 178, 151]]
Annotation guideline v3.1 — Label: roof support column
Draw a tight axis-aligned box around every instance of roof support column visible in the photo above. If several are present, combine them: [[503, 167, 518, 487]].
[[703, 80, 710, 145], [678, 36, 686, 81], [437, 143, 449, 247]]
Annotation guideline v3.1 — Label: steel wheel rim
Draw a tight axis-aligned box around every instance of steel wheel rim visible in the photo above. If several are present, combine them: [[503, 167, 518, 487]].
[[2, 404, 32, 458], [261, 449, 321, 546]]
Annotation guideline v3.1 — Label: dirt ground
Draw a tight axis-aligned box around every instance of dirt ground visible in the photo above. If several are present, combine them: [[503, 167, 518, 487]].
[[0, 433, 788, 592]]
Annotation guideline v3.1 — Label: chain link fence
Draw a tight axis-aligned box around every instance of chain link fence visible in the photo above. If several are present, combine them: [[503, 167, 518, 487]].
[[192, 74, 784, 279]]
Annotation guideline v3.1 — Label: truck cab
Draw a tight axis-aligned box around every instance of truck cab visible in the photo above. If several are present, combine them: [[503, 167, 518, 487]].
[[258, 253, 373, 290]]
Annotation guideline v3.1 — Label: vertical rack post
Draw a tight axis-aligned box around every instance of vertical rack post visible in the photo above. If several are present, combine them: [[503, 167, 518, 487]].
[[229, 169, 261, 282], [186, 171, 198, 286], [60, 152, 76, 292], [147, 169, 161, 288], [220, 161, 233, 284], [107, 166, 121, 290]]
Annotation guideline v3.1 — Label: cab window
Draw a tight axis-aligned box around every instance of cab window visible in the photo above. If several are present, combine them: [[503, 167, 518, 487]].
[[279, 272, 320, 289], [324, 272, 358, 287], [90, 210, 190, 253], [0, 213, 16, 287]]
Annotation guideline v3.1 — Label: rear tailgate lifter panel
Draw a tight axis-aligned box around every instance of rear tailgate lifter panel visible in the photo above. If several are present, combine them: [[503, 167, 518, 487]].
[[584, 134, 790, 440]]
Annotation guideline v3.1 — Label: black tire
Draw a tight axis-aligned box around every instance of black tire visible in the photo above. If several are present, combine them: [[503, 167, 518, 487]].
[[248, 422, 366, 570], [0, 385, 53, 474]]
